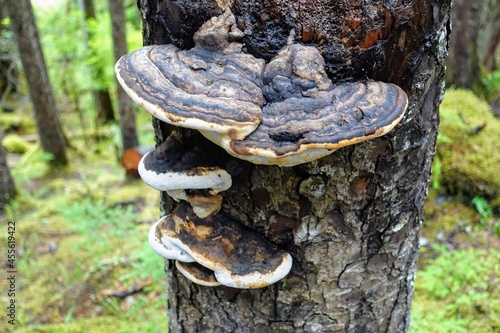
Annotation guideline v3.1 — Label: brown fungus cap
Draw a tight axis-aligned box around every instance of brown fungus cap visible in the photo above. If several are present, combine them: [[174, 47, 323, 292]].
[[200, 30, 408, 166], [175, 261, 221, 287], [117, 10, 408, 167], [138, 132, 231, 217], [157, 202, 293, 289], [115, 9, 265, 141], [202, 80, 408, 166], [138, 134, 231, 195], [148, 218, 195, 262]]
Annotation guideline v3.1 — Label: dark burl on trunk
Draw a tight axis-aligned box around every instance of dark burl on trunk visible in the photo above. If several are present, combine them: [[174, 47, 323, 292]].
[[136, 0, 451, 332]]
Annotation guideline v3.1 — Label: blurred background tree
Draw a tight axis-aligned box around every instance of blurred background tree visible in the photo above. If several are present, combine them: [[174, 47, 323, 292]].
[[80, 0, 116, 124], [447, 0, 500, 113], [4, 0, 68, 166], [0, 6, 18, 101], [109, 0, 139, 152], [0, 128, 16, 215]]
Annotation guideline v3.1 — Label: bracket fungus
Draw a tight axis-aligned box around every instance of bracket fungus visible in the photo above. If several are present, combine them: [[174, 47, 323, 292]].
[[148, 218, 195, 263], [138, 132, 231, 218], [115, 10, 265, 141], [155, 202, 293, 289], [116, 9, 408, 166], [175, 261, 221, 287], [138, 131, 293, 288], [116, 9, 408, 288]]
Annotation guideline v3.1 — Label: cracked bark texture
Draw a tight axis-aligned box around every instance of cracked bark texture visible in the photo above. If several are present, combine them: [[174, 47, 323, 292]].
[[136, 0, 451, 332]]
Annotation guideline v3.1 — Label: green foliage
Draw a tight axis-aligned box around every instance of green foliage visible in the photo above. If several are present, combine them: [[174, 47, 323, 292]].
[[120, 241, 166, 283], [5, 172, 165, 331], [472, 196, 500, 235], [86, 14, 115, 90], [58, 198, 136, 256], [2, 117, 162, 332], [431, 155, 442, 190], [10, 144, 53, 185], [13, 315, 167, 333], [411, 247, 500, 333], [417, 246, 497, 299], [472, 196, 493, 222], [410, 305, 470, 333], [0, 112, 36, 134], [35, 5, 93, 106], [32, 1, 142, 128], [477, 69, 500, 103]]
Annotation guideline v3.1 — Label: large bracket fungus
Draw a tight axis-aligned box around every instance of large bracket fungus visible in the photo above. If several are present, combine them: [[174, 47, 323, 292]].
[[116, 9, 408, 288], [116, 9, 408, 166]]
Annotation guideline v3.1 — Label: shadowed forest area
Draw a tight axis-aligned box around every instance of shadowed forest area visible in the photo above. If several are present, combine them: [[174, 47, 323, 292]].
[[0, 0, 499, 332]]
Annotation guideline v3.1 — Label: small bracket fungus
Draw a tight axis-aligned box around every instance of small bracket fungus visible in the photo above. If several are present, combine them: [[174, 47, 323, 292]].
[[116, 9, 409, 289], [155, 202, 293, 289], [175, 261, 221, 287], [138, 132, 232, 218]]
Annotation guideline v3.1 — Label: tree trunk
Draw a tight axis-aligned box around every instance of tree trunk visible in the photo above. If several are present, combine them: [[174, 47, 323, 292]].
[[94, 89, 115, 123], [109, 0, 139, 151], [81, 0, 116, 124], [5, 0, 68, 166], [446, 0, 500, 88], [137, 0, 451, 331], [0, 6, 18, 98], [0, 128, 16, 216]]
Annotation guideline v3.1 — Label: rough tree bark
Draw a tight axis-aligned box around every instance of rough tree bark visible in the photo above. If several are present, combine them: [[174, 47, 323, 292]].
[[446, 0, 500, 88], [109, 0, 139, 151], [5, 0, 68, 166], [137, 0, 451, 332], [81, 0, 116, 124]]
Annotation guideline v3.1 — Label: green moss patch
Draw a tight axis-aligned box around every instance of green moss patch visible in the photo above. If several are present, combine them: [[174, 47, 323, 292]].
[[437, 89, 500, 211], [2, 134, 34, 154], [411, 248, 500, 333]]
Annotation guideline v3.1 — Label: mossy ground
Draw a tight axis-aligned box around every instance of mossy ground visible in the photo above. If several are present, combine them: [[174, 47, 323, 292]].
[[410, 89, 500, 333], [1, 89, 499, 332], [1, 102, 167, 333]]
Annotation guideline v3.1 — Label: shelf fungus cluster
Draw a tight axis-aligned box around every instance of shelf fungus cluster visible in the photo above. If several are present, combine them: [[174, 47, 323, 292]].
[[115, 9, 408, 288], [140, 133, 292, 288]]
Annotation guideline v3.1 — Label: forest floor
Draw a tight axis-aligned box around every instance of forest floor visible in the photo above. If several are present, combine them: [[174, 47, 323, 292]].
[[1, 89, 499, 333]]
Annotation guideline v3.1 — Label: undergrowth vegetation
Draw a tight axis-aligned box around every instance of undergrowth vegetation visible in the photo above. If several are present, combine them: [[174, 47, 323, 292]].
[[1, 109, 166, 332], [411, 247, 500, 332], [1, 1, 499, 332], [410, 89, 500, 333]]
